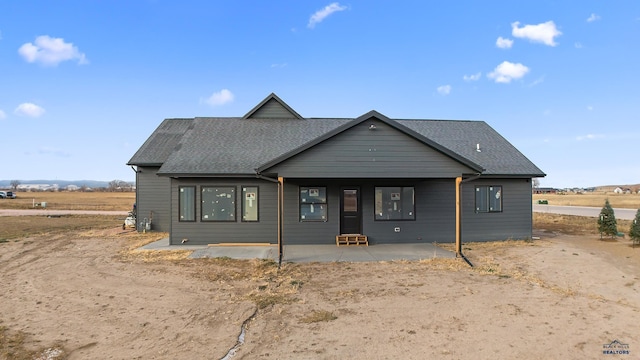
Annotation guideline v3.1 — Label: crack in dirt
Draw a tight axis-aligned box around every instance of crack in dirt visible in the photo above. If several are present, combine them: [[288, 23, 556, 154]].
[[220, 307, 258, 360]]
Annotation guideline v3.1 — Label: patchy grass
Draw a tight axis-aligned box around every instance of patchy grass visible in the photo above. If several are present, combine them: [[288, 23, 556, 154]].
[[300, 310, 337, 323], [0, 191, 135, 211], [533, 193, 640, 209], [0, 325, 65, 360], [0, 215, 125, 240], [534, 213, 631, 236]]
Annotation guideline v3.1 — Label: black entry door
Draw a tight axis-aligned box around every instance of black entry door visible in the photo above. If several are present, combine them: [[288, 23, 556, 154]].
[[340, 187, 361, 234]]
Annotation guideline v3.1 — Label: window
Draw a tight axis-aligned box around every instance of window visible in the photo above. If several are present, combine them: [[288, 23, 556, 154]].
[[179, 186, 195, 221], [300, 187, 327, 221], [475, 185, 502, 213], [242, 186, 259, 222], [375, 187, 415, 220], [201, 186, 236, 221]]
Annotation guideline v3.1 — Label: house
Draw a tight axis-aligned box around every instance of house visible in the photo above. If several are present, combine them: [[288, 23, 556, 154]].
[[128, 93, 545, 256], [533, 187, 557, 194]]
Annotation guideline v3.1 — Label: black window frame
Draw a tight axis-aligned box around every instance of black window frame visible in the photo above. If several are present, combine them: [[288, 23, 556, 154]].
[[299, 186, 328, 222], [475, 185, 503, 213], [201, 186, 237, 222], [178, 186, 196, 222], [241, 186, 259, 222], [374, 186, 416, 221]]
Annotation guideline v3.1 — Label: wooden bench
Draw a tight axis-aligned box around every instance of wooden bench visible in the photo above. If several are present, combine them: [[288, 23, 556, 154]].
[[336, 234, 368, 246]]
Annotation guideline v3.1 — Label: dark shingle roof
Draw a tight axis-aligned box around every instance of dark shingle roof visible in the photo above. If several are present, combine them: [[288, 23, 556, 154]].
[[129, 109, 544, 177], [127, 119, 193, 166], [156, 117, 350, 175], [397, 119, 545, 176]]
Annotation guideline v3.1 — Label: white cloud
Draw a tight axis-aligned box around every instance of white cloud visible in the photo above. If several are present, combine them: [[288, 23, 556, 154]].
[[18, 35, 88, 66], [496, 36, 513, 49], [587, 105, 594, 111], [487, 61, 530, 83], [587, 13, 601, 22], [308, 2, 347, 29], [574, 42, 583, 49], [463, 72, 481, 81], [576, 133, 604, 141], [203, 89, 234, 106], [271, 62, 288, 68], [0, 109, 6, 119], [511, 21, 562, 46], [14, 103, 46, 117], [437, 85, 451, 95]]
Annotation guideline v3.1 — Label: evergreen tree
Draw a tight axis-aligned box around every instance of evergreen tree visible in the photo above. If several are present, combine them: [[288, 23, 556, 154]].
[[597, 199, 618, 239], [629, 209, 640, 247]]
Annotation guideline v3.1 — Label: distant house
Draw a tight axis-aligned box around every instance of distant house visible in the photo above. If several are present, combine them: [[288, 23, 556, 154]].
[[533, 187, 557, 194], [128, 93, 545, 254], [613, 187, 632, 194]]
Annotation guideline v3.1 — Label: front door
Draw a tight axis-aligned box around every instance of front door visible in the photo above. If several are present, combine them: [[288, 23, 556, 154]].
[[340, 187, 361, 234]]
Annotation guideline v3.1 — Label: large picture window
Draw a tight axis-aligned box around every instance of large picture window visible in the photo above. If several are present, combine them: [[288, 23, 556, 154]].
[[179, 186, 195, 221], [475, 185, 502, 213], [375, 187, 415, 220], [300, 187, 327, 221], [201, 186, 236, 221], [242, 186, 259, 222]]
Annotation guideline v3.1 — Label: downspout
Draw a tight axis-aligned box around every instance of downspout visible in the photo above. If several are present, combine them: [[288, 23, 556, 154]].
[[255, 173, 283, 267], [130, 166, 139, 231], [456, 173, 482, 267]]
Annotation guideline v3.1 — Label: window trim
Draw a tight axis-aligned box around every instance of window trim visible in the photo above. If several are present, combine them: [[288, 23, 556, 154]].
[[374, 186, 416, 221], [201, 186, 237, 222], [241, 186, 259, 222], [475, 185, 503, 213], [178, 186, 196, 222], [299, 186, 328, 222]]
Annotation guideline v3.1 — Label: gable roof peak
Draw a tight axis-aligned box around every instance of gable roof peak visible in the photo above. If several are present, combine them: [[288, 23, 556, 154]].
[[243, 93, 304, 120]]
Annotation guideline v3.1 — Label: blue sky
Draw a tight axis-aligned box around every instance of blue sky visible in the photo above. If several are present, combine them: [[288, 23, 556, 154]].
[[1, 1, 639, 188]]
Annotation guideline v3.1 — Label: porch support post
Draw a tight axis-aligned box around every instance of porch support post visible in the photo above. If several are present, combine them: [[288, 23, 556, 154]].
[[278, 177, 284, 265], [455, 176, 462, 256]]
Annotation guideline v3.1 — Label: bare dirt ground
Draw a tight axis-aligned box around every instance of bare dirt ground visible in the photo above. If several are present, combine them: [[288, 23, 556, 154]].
[[1, 228, 639, 359]]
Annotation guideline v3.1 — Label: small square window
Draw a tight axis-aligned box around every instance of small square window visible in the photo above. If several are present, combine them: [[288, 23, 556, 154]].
[[300, 187, 327, 221], [201, 186, 236, 221], [475, 185, 502, 213], [375, 187, 415, 220]]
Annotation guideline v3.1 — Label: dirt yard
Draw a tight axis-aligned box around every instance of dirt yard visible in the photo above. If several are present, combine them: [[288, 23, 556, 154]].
[[1, 228, 638, 359]]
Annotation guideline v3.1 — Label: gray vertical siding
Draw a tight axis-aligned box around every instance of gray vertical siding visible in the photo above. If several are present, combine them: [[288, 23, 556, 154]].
[[266, 119, 473, 178], [169, 178, 278, 245], [136, 166, 171, 232], [461, 178, 533, 242]]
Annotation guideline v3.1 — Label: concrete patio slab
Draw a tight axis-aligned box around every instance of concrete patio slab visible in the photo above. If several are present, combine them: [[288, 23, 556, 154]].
[[138, 238, 455, 262]]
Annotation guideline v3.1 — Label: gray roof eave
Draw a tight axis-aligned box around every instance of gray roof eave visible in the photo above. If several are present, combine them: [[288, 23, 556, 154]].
[[156, 172, 259, 178]]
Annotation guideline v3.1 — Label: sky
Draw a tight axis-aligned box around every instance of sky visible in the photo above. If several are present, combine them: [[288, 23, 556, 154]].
[[1, 1, 639, 189]]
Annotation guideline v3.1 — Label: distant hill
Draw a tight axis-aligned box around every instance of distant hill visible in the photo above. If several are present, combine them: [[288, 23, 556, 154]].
[[0, 180, 134, 189], [596, 184, 640, 192]]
